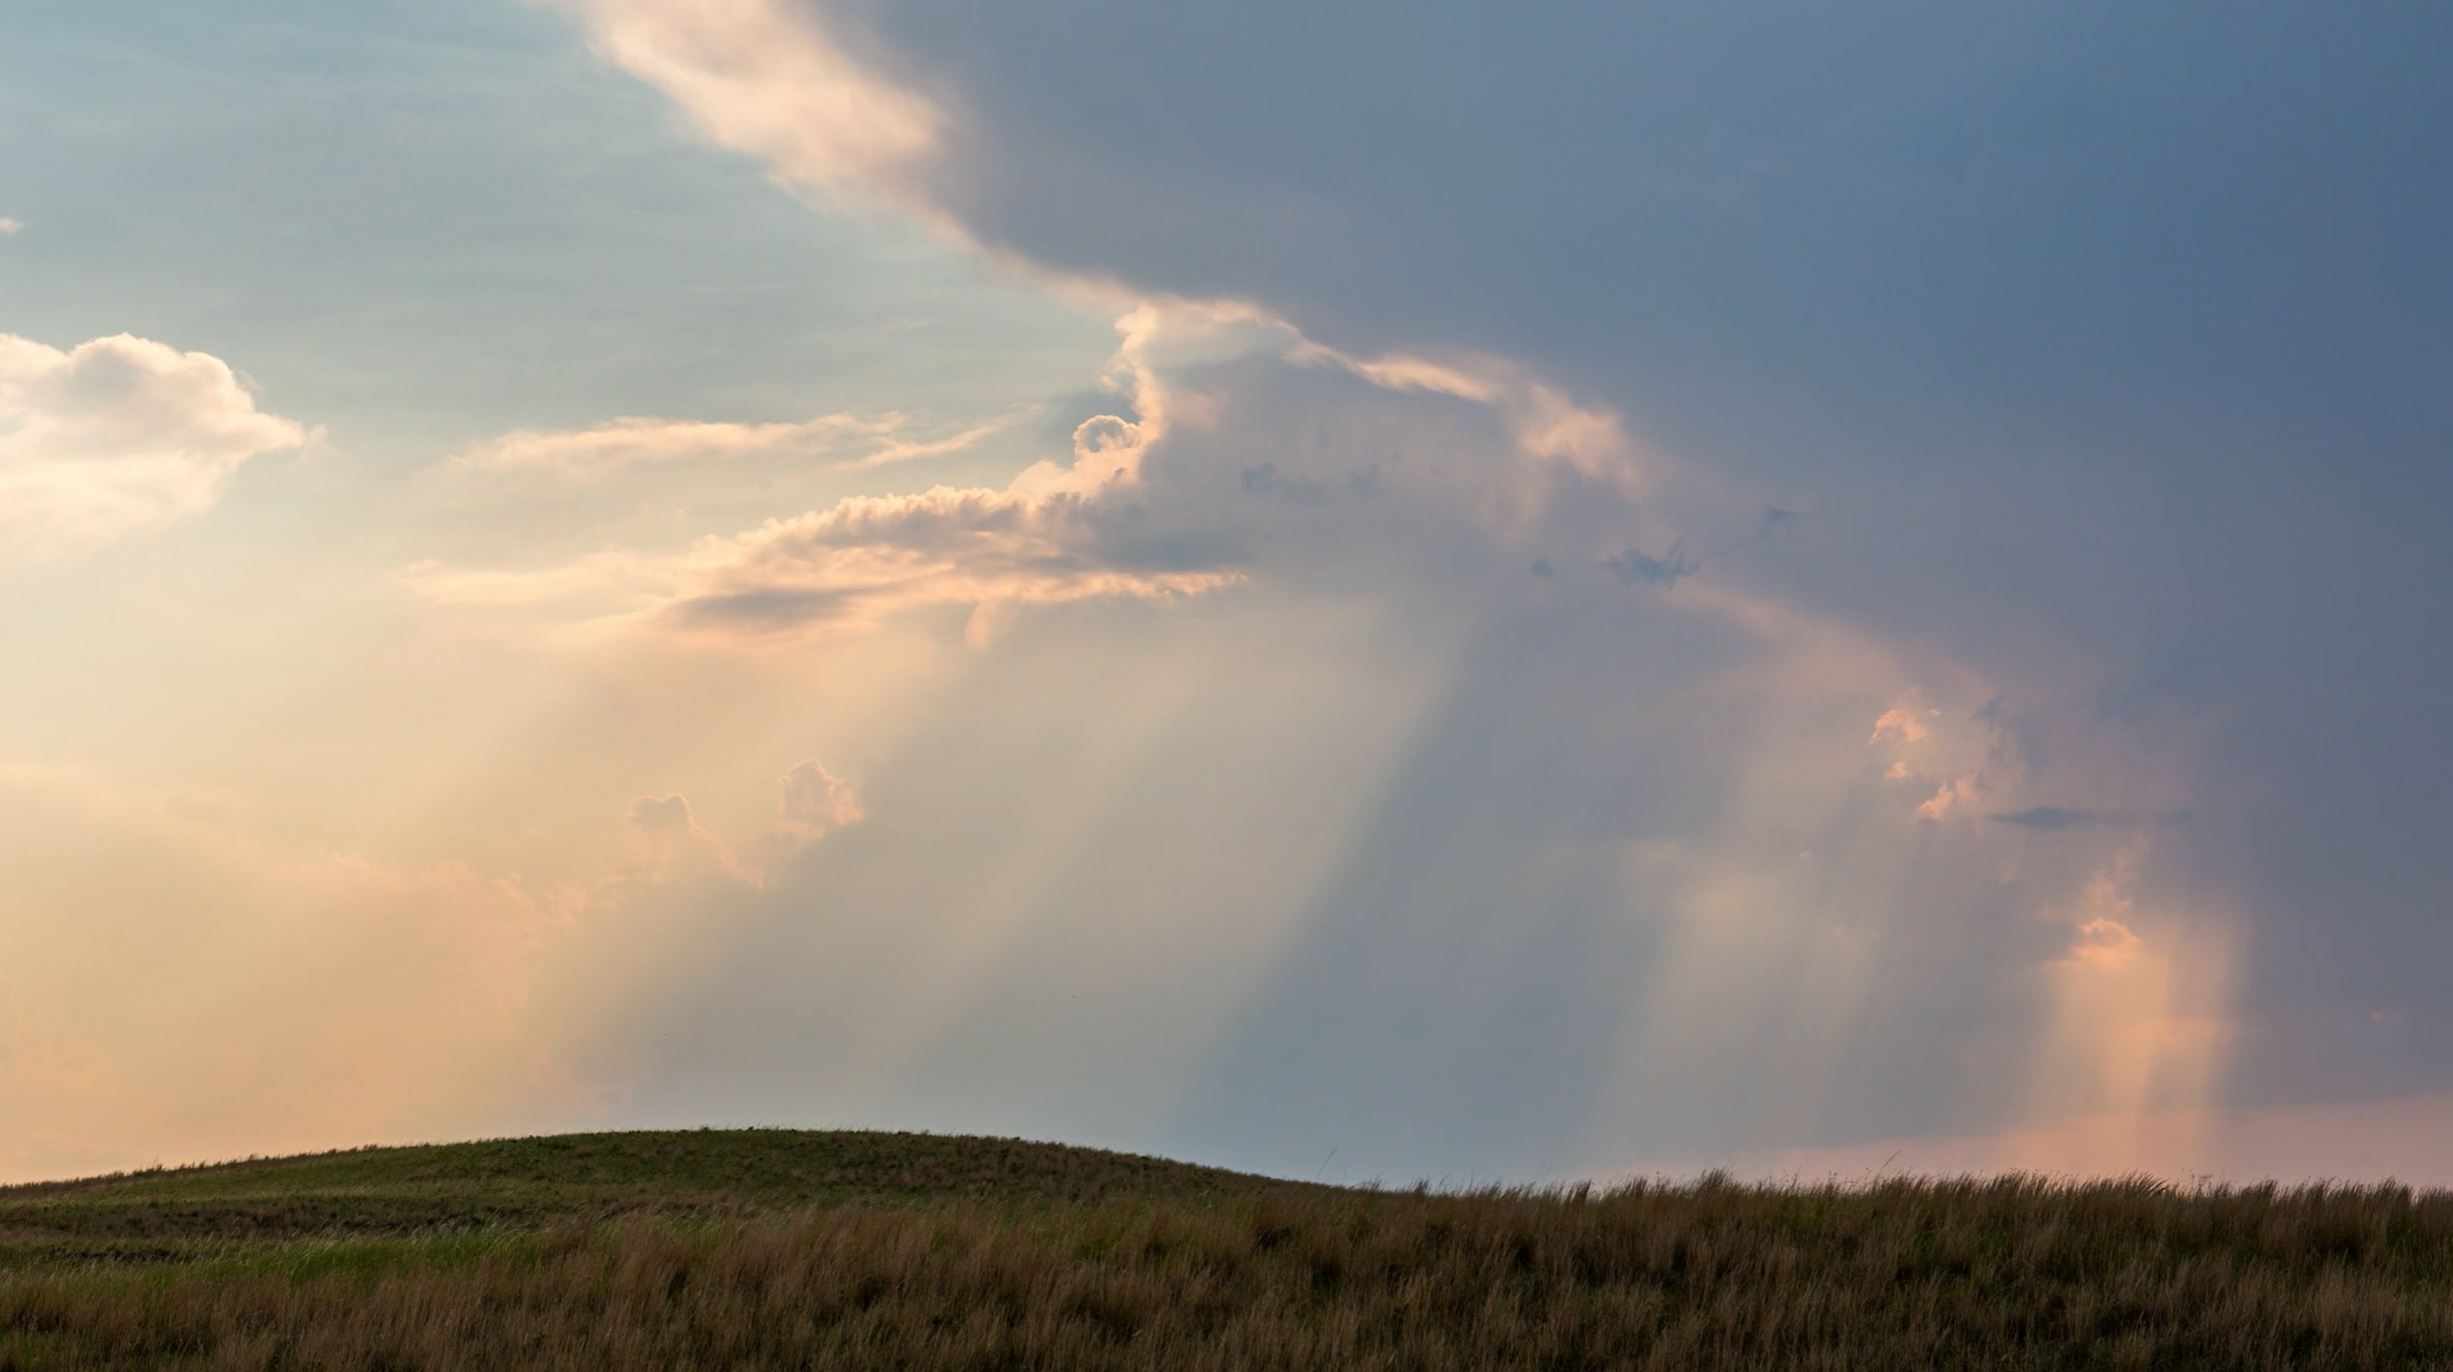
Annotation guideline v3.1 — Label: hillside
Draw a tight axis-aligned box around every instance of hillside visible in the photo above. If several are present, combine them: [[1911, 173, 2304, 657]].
[[5, 1130, 2452, 1369], [0, 1129, 1286, 1244]]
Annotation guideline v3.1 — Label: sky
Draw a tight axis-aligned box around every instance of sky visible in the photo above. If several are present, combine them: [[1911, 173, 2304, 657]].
[[2, 0, 2448, 1186]]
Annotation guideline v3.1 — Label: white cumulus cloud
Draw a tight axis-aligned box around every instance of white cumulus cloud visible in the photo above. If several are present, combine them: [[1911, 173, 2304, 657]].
[[0, 333, 312, 561]]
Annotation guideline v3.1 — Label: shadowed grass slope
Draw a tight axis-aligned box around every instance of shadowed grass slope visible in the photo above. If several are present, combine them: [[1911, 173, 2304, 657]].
[[5, 1130, 2453, 1369]]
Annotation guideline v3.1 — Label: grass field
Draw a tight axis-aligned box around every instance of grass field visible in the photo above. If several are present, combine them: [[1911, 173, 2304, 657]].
[[4, 1130, 2451, 1369]]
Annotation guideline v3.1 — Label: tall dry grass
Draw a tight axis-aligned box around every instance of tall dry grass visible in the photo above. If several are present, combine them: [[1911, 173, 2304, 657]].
[[7, 1172, 2452, 1369]]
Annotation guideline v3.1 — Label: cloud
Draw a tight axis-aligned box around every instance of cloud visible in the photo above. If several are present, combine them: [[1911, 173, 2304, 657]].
[[407, 482, 1239, 644], [0, 333, 313, 560], [4, 0, 2403, 1193], [1868, 704, 1930, 744], [379, 287, 2241, 1177], [406, 308, 1268, 644], [776, 759, 862, 835], [622, 763, 866, 898], [0, 217, 20, 236], [376, 0, 2353, 1178], [1004, 302, 1200, 499], [627, 793, 696, 835], [2046, 841, 2153, 972], [665, 485, 1240, 641], [1603, 542, 1696, 589], [1883, 694, 2098, 828], [1286, 339, 1648, 487], [1990, 806, 2191, 832], [1991, 805, 2110, 831], [1913, 775, 1982, 822], [1237, 462, 1375, 507], [553, 0, 944, 216], [2064, 916, 2144, 972], [615, 301, 1664, 643], [634, 3, 2453, 1141], [842, 411, 1027, 470], [449, 410, 1016, 476]]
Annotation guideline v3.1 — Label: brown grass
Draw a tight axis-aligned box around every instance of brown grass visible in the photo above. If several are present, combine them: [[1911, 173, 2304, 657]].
[[3, 1132, 2450, 1369]]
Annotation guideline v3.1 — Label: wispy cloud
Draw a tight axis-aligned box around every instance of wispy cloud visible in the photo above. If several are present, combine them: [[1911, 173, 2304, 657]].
[[447, 409, 1017, 477], [553, 0, 947, 219], [404, 484, 1240, 646], [665, 485, 1240, 645], [837, 410, 1029, 470]]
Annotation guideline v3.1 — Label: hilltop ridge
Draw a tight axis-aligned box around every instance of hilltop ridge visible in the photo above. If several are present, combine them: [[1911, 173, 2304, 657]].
[[2, 1128, 1301, 1242]]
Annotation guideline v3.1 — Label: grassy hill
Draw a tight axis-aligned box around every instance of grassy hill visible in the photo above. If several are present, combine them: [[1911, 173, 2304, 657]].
[[5, 1129, 2452, 1369], [0, 1129, 1285, 1246]]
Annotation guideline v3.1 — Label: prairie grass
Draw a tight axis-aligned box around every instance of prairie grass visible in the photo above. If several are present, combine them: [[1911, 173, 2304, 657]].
[[3, 1131, 2449, 1369]]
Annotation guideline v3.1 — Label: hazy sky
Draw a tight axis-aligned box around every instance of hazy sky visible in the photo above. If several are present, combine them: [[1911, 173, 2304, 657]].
[[4, 0, 2448, 1185]]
